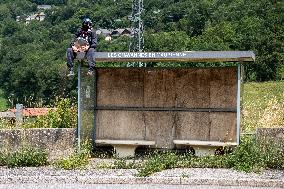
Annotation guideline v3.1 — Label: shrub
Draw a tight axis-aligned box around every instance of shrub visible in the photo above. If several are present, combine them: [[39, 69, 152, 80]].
[[0, 118, 14, 129], [225, 136, 266, 172], [113, 159, 138, 169], [225, 136, 284, 172], [54, 151, 89, 170], [258, 139, 284, 170], [0, 151, 7, 166], [137, 152, 181, 177], [190, 155, 228, 169], [137, 136, 284, 176], [23, 98, 77, 128], [1, 148, 48, 168], [54, 141, 91, 170]]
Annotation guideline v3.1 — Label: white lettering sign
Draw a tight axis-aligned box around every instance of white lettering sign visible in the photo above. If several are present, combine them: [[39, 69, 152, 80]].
[[107, 52, 187, 59]]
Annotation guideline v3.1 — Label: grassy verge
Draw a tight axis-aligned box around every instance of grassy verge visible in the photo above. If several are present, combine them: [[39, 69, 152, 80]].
[[242, 81, 284, 132], [95, 136, 284, 177]]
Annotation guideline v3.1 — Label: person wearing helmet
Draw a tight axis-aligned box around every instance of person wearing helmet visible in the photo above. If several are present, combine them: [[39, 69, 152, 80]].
[[66, 18, 97, 76]]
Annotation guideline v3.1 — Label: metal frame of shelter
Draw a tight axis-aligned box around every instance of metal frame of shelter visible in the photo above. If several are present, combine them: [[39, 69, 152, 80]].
[[77, 51, 255, 150]]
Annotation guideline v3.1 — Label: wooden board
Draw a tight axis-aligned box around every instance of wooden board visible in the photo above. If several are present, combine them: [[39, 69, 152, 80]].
[[96, 68, 144, 107], [144, 69, 176, 107], [210, 68, 237, 108], [96, 110, 145, 140], [175, 112, 210, 141], [143, 112, 176, 149], [209, 113, 237, 142], [94, 67, 238, 147], [175, 69, 210, 108]]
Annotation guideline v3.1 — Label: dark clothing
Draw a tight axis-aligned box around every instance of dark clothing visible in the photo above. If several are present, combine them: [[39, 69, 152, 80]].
[[66, 48, 95, 71], [66, 27, 97, 71], [71, 27, 97, 49]]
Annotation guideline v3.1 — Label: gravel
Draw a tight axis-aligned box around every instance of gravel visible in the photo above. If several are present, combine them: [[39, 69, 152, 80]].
[[0, 158, 283, 187]]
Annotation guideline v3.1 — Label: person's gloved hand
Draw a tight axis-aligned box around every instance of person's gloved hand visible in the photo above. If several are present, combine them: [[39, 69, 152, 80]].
[[72, 45, 79, 52], [80, 45, 90, 52]]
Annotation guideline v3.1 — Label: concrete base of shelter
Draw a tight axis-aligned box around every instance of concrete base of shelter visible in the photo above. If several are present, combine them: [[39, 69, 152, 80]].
[[113, 145, 138, 158], [173, 140, 238, 156], [95, 139, 155, 158]]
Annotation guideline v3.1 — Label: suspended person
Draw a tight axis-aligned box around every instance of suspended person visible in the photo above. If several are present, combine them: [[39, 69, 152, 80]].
[[66, 18, 97, 76]]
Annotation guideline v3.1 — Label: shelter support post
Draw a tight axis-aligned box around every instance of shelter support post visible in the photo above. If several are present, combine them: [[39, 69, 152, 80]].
[[77, 63, 81, 151], [237, 62, 242, 145]]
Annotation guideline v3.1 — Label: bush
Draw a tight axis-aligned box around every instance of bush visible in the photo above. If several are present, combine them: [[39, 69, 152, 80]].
[[0, 151, 7, 166], [54, 141, 91, 170], [0, 118, 14, 129], [54, 151, 89, 170], [0, 148, 48, 168], [137, 152, 181, 177], [137, 136, 284, 176], [225, 136, 266, 172], [225, 136, 284, 172], [189, 155, 228, 169], [259, 139, 284, 170], [23, 98, 77, 128]]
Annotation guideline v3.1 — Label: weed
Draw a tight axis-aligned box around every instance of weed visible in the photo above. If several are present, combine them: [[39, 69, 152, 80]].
[[181, 172, 190, 178], [54, 151, 89, 170], [0, 151, 7, 166], [96, 162, 115, 169], [0, 118, 14, 129], [137, 152, 181, 177], [54, 140, 91, 170], [113, 158, 138, 169], [0, 147, 48, 168], [136, 135, 284, 176], [226, 136, 266, 172]]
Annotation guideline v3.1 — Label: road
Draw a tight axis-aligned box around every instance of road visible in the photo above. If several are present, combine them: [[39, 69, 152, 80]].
[[0, 184, 281, 189]]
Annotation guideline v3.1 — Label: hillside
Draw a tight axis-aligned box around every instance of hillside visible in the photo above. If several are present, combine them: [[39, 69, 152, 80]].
[[242, 81, 284, 132], [0, 0, 283, 106]]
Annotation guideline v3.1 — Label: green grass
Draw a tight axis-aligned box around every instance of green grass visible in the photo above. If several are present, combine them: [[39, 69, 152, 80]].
[[242, 81, 284, 132], [0, 89, 8, 111]]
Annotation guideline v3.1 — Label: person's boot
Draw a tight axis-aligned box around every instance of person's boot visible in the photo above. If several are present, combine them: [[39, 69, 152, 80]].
[[67, 68, 75, 77]]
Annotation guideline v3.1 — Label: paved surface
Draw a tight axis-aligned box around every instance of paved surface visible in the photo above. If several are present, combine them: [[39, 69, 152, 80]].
[[0, 184, 283, 189]]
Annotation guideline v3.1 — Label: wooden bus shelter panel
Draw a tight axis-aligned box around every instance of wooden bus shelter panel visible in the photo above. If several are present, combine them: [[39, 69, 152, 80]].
[[95, 67, 238, 149]]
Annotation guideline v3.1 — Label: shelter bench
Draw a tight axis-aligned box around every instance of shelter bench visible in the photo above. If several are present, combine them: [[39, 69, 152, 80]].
[[173, 140, 238, 156], [95, 139, 155, 158]]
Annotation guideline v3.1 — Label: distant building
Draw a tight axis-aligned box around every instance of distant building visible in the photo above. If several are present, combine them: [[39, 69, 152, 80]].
[[105, 35, 112, 41], [0, 108, 55, 119], [96, 28, 133, 41], [25, 12, 46, 24], [111, 28, 132, 37], [37, 5, 52, 10], [96, 29, 112, 37]]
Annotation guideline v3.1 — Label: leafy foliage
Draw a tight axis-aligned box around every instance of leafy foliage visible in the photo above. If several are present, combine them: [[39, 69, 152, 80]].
[[54, 140, 91, 169], [0, 147, 48, 168], [136, 136, 284, 176], [0, 0, 283, 107], [23, 98, 77, 128], [54, 151, 89, 169]]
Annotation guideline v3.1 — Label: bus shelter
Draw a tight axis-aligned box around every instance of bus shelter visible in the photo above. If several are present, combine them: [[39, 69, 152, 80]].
[[77, 51, 255, 157]]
